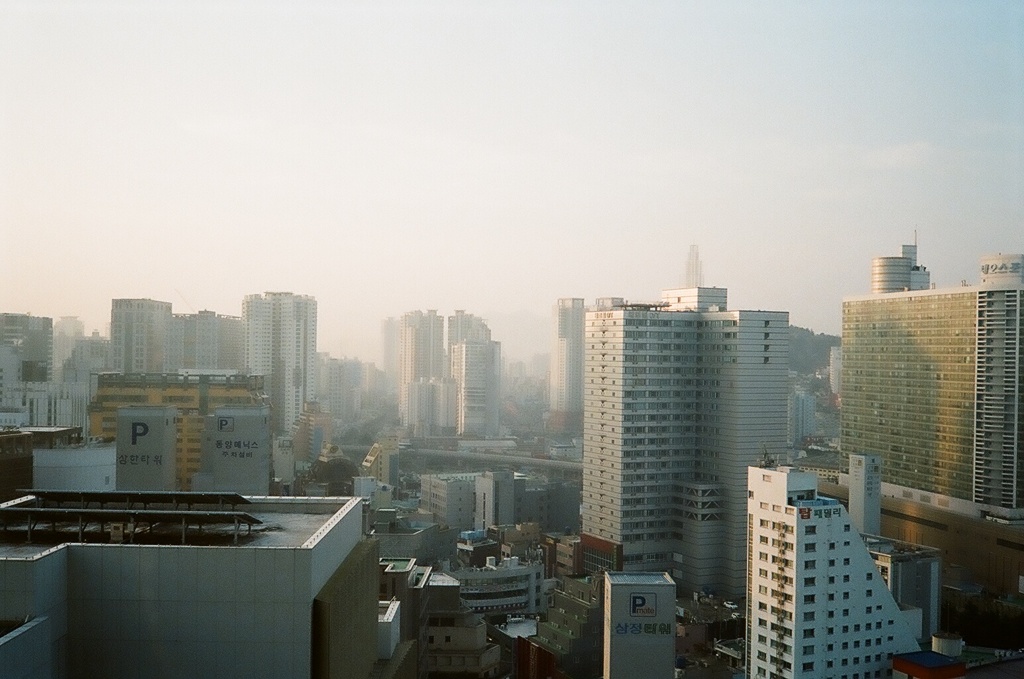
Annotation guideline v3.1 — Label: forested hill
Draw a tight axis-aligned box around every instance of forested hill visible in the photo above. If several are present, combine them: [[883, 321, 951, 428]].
[[789, 326, 840, 375]]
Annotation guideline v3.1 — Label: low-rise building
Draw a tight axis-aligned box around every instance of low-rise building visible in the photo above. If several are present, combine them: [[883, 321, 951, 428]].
[[447, 556, 547, 616]]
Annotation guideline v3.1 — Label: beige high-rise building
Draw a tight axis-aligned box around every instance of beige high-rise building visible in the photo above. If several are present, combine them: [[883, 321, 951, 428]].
[[110, 299, 172, 374]]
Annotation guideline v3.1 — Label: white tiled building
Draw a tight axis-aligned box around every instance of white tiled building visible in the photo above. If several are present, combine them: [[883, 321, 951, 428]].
[[581, 286, 789, 595], [746, 466, 919, 679]]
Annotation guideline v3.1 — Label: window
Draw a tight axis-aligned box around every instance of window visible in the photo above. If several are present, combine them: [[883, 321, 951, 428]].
[[805, 560, 816, 569], [866, 573, 873, 581], [829, 576, 836, 584], [843, 558, 851, 566], [802, 662, 815, 671], [866, 590, 873, 597], [804, 595, 816, 604], [803, 611, 815, 621], [854, 624, 860, 632], [843, 574, 851, 583], [804, 577, 816, 586], [805, 543, 817, 553], [829, 559, 836, 567], [844, 524, 851, 532], [843, 592, 850, 600], [806, 525, 817, 535], [803, 645, 814, 655], [803, 629, 815, 638]]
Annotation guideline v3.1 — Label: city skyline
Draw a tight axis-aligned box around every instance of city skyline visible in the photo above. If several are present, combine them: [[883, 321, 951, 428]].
[[2, 3, 1021, 362]]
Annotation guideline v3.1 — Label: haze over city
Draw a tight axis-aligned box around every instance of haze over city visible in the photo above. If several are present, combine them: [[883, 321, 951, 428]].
[[2, 2, 1021, 361]]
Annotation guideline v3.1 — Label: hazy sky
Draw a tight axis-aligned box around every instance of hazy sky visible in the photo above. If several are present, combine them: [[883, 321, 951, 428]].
[[2, 2, 1021, 362]]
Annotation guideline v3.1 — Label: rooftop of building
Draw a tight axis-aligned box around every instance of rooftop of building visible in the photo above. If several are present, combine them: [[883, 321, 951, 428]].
[[863, 534, 941, 557], [0, 492, 359, 559], [605, 572, 674, 585]]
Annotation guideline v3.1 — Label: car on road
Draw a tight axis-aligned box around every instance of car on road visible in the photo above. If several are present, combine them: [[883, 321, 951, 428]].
[[723, 600, 738, 610]]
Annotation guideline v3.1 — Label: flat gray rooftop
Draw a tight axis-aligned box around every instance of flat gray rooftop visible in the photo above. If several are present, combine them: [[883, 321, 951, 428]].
[[0, 495, 357, 558]]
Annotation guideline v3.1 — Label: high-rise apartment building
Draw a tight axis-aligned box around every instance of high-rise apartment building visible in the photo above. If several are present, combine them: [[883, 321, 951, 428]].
[[0, 313, 54, 382], [581, 287, 789, 595], [52, 316, 84, 382], [110, 299, 173, 374], [746, 466, 919, 679], [167, 310, 244, 373], [243, 292, 317, 435], [380, 317, 400, 395], [398, 310, 446, 425], [842, 249, 1024, 516], [549, 298, 585, 434], [451, 339, 501, 437], [447, 310, 491, 349]]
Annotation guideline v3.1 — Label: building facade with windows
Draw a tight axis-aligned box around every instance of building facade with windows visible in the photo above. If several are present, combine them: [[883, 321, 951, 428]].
[[243, 292, 317, 435], [581, 286, 789, 596], [842, 250, 1024, 517], [746, 466, 919, 679], [549, 298, 586, 434]]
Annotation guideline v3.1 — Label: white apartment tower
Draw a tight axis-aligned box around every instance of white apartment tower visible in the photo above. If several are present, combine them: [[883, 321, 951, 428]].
[[451, 339, 501, 437], [581, 287, 789, 595], [549, 298, 586, 433], [746, 466, 919, 679], [110, 299, 172, 374], [242, 292, 317, 435]]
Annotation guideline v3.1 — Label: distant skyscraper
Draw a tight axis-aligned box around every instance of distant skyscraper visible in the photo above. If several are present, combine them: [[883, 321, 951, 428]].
[[110, 299, 172, 374], [685, 244, 704, 288], [842, 248, 1024, 516], [581, 286, 788, 595], [548, 298, 585, 434], [399, 310, 446, 425], [828, 345, 842, 395], [746, 465, 919, 679], [450, 339, 501, 437], [788, 387, 816, 448], [52, 316, 84, 382], [243, 292, 317, 435], [0, 313, 54, 382], [167, 310, 244, 373], [447, 310, 491, 350], [380, 317, 400, 394]]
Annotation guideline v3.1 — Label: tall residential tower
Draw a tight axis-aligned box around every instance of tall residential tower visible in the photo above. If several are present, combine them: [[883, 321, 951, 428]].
[[243, 292, 317, 435], [581, 286, 789, 595]]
